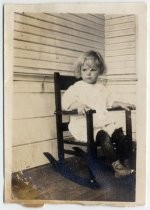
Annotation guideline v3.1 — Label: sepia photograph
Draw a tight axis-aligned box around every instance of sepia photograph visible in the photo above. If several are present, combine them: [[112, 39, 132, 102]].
[[4, 2, 147, 206]]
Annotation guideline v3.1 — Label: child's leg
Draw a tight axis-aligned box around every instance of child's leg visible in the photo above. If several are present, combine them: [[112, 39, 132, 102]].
[[96, 130, 116, 162], [96, 128, 134, 177], [111, 128, 133, 165], [111, 128, 135, 177]]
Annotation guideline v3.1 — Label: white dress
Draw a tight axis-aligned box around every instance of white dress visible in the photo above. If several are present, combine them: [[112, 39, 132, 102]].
[[62, 80, 118, 142]]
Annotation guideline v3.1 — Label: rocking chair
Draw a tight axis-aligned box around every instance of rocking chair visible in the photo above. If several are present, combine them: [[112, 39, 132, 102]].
[[54, 72, 134, 164]]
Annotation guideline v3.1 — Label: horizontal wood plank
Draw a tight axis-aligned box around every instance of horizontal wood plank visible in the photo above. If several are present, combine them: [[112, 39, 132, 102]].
[[13, 80, 54, 93], [108, 85, 136, 95], [14, 40, 83, 58], [14, 49, 76, 65], [14, 14, 104, 42], [106, 55, 135, 62], [13, 73, 53, 82], [13, 115, 71, 146], [14, 31, 103, 53], [78, 14, 105, 25], [15, 13, 105, 37], [54, 13, 104, 31], [105, 35, 136, 45], [14, 67, 73, 76], [13, 92, 55, 119], [106, 21, 135, 32], [91, 14, 105, 20], [12, 139, 58, 172], [13, 116, 56, 146], [14, 58, 73, 72], [105, 15, 124, 20], [111, 91, 136, 104], [106, 41, 135, 51], [14, 22, 104, 50], [14, 42, 104, 61], [106, 68, 135, 75], [106, 60, 135, 69], [105, 48, 135, 57], [106, 15, 135, 26], [105, 28, 136, 38]]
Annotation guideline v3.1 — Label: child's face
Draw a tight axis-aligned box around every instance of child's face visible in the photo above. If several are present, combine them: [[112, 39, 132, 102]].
[[81, 57, 100, 84]]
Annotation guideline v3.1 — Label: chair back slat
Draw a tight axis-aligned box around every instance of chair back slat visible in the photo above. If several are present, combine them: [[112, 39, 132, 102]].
[[54, 72, 79, 90], [54, 72, 62, 112], [54, 72, 80, 112], [59, 75, 78, 90], [54, 72, 74, 134]]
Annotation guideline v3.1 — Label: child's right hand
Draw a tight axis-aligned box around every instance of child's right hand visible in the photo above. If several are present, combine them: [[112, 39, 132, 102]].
[[77, 104, 91, 115], [69, 102, 91, 115]]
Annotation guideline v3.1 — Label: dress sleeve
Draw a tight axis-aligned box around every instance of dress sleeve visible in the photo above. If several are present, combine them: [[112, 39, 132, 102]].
[[62, 83, 79, 110], [106, 86, 114, 108]]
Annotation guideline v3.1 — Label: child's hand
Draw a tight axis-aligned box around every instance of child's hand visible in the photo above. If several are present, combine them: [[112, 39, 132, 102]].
[[119, 102, 136, 111], [69, 102, 91, 115], [77, 104, 91, 115], [112, 101, 136, 111]]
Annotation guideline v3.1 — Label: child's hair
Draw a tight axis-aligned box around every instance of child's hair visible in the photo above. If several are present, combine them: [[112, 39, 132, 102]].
[[74, 50, 106, 78]]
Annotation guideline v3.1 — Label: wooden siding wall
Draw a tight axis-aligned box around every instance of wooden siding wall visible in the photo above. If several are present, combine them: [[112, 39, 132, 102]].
[[105, 15, 136, 75], [105, 15, 137, 141], [13, 14, 137, 172], [13, 13, 105, 172]]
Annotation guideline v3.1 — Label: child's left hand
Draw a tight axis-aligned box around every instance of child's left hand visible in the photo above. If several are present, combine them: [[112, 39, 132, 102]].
[[119, 102, 136, 111]]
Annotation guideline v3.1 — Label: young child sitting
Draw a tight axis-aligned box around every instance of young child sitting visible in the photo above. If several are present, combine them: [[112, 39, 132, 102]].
[[62, 50, 135, 177]]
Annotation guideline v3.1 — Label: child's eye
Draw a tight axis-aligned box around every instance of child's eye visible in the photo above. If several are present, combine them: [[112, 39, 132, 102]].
[[91, 69, 96, 71], [82, 68, 87, 72]]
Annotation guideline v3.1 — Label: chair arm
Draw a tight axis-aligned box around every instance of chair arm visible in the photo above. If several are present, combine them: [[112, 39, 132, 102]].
[[54, 110, 78, 115], [54, 109, 96, 115], [107, 107, 136, 111], [107, 107, 136, 141]]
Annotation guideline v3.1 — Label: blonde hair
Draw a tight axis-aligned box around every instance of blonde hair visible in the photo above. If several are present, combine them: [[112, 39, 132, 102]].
[[74, 50, 106, 78]]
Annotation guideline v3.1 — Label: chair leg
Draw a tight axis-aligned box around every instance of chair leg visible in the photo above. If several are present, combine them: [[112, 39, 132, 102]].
[[57, 139, 65, 164], [87, 143, 97, 159], [86, 110, 97, 159], [58, 155, 65, 165]]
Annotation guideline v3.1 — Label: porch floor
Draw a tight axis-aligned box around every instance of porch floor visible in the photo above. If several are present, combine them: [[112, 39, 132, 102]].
[[12, 156, 135, 202]]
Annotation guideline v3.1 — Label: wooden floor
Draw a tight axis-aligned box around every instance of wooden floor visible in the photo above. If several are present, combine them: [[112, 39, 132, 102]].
[[12, 156, 136, 202]]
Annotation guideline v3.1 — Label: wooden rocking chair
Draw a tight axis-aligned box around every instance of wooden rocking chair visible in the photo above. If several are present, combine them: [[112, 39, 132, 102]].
[[54, 72, 134, 164]]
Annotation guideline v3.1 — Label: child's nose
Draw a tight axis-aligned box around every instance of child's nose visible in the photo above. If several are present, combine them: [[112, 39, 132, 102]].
[[87, 69, 91, 75]]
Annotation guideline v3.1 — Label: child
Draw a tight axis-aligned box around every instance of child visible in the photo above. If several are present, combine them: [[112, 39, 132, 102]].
[[62, 50, 135, 177]]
